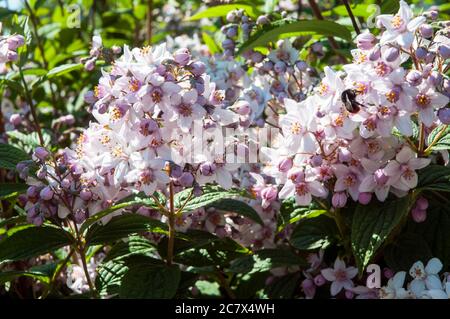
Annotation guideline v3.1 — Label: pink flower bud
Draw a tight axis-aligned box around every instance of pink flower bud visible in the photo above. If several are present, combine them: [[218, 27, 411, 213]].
[[84, 90, 96, 104], [438, 44, 450, 59], [34, 147, 50, 161], [356, 32, 376, 50], [261, 186, 277, 203], [358, 192, 372, 205], [39, 186, 54, 200], [301, 279, 316, 298], [406, 70, 422, 86], [9, 113, 21, 126], [310, 155, 323, 167], [369, 46, 381, 61], [111, 45, 122, 54], [438, 108, 450, 125], [411, 207, 427, 223], [256, 15, 270, 25], [84, 57, 96, 71], [383, 47, 399, 62], [419, 24, 433, 38], [274, 61, 286, 73], [383, 267, 394, 279], [74, 209, 87, 224], [415, 47, 428, 60], [7, 34, 25, 50], [174, 48, 190, 66], [80, 188, 92, 201], [27, 186, 39, 198], [190, 61, 206, 76], [314, 274, 326, 287], [416, 197, 429, 210], [233, 100, 251, 115], [277, 157, 293, 173], [32, 215, 44, 227], [7, 50, 18, 61], [332, 192, 347, 208], [345, 290, 354, 299]]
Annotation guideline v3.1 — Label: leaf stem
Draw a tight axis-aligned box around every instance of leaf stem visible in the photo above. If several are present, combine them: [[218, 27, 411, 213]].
[[167, 180, 175, 266]]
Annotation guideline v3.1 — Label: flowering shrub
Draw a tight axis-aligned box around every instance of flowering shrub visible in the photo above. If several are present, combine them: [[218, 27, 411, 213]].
[[0, 0, 449, 299]]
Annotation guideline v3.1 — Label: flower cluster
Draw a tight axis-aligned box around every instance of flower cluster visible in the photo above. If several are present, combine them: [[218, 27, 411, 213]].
[[0, 24, 25, 72], [258, 0, 449, 208]]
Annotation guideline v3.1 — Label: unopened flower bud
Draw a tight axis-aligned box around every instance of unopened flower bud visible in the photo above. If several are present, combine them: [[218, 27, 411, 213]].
[[233, 100, 251, 115], [419, 24, 433, 38], [332, 192, 347, 208], [9, 113, 21, 126], [406, 70, 422, 86], [416, 196, 429, 210], [356, 32, 376, 50], [314, 274, 326, 287], [174, 48, 190, 66], [310, 155, 323, 167], [338, 148, 351, 163], [178, 172, 194, 187], [80, 188, 93, 201], [226, 11, 237, 23], [84, 90, 96, 104], [438, 108, 450, 124], [39, 186, 54, 200], [251, 51, 264, 63], [345, 290, 354, 299], [411, 207, 427, 223], [200, 162, 216, 176], [358, 192, 372, 205], [383, 267, 394, 279], [190, 61, 206, 76], [274, 61, 286, 73], [256, 15, 270, 25], [7, 34, 25, 50], [369, 46, 381, 61], [84, 57, 96, 71], [226, 26, 238, 38], [222, 39, 235, 50], [27, 186, 39, 198], [383, 47, 399, 62], [295, 60, 308, 71], [7, 50, 18, 61], [278, 157, 293, 172], [74, 209, 87, 224], [438, 44, 450, 59], [36, 166, 47, 179], [415, 47, 428, 60], [111, 45, 122, 54], [34, 147, 50, 161]]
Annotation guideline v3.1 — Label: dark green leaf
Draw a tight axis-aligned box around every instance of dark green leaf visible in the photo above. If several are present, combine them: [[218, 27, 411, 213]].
[[119, 264, 180, 299], [290, 215, 338, 250], [207, 198, 263, 225], [417, 165, 450, 192], [265, 273, 300, 298], [188, 4, 260, 21], [0, 183, 28, 199], [104, 236, 156, 262], [238, 19, 351, 54], [351, 196, 411, 273], [0, 143, 30, 170], [47, 63, 82, 78], [0, 263, 57, 285], [427, 125, 450, 151], [85, 214, 168, 246], [0, 226, 73, 263]]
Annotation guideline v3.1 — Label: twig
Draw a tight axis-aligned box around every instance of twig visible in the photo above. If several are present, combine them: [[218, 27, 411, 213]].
[[146, 0, 153, 44], [341, 0, 361, 34], [167, 181, 175, 266]]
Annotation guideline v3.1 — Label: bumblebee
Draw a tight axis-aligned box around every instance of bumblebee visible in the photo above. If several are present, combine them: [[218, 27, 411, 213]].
[[341, 89, 364, 113]]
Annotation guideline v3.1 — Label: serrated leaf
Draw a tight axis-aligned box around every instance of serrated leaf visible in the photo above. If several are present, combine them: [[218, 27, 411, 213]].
[[0, 143, 30, 170], [119, 264, 180, 299], [46, 63, 82, 78], [85, 214, 168, 246], [80, 192, 163, 233], [265, 273, 300, 298], [351, 196, 411, 273], [277, 197, 326, 232], [188, 4, 260, 21], [0, 263, 57, 285], [290, 215, 338, 250], [207, 198, 263, 225], [228, 248, 307, 274], [0, 226, 73, 263], [427, 125, 450, 151], [238, 19, 351, 54], [0, 183, 28, 199], [104, 236, 156, 262], [417, 165, 450, 192]]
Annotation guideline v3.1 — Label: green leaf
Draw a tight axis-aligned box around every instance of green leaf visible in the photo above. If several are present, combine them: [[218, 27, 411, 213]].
[[46, 63, 82, 78], [264, 0, 278, 13], [104, 236, 156, 262], [238, 19, 351, 54], [351, 196, 411, 273], [290, 215, 338, 250], [207, 198, 263, 225], [0, 226, 73, 264], [265, 273, 300, 298], [188, 4, 260, 21], [427, 125, 450, 151], [323, 4, 377, 18], [0, 263, 57, 285], [7, 130, 51, 150], [195, 280, 221, 297], [96, 259, 129, 297], [228, 248, 307, 274], [85, 214, 168, 246], [177, 185, 252, 212], [119, 264, 180, 299], [384, 232, 433, 272], [0, 183, 28, 200], [417, 165, 450, 192], [0, 143, 30, 170], [277, 197, 327, 232], [80, 192, 163, 233], [202, 32, 221, 54]]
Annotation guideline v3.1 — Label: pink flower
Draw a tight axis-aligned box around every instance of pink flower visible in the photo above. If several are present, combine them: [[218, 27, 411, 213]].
[[321, 258, 358, 296], [384, 146, 430, 192]]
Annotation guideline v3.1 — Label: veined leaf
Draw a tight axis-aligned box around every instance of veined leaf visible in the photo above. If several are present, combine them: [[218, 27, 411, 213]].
[[426, 124, 450, 151], [47, 63, 82, 78], [238, 19, 351, 54], [0, 143, 30, 170], [188, 4, 260, 21], [290, 214, 339, 250], [0, 183, 28, 200]]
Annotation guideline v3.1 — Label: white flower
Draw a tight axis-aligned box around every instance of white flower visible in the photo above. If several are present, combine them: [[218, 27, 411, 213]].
[[379, 271, 413, 299], [409, 258, 444, 297], [321, 258, 358, 296], [377, 0, 425, 48]]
